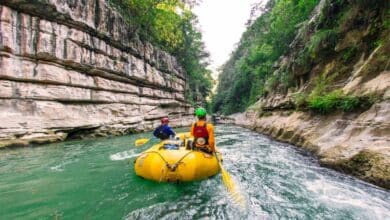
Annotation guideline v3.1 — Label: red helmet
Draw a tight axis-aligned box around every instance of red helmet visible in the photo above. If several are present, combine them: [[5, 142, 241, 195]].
[[161, 117, 169, 124]]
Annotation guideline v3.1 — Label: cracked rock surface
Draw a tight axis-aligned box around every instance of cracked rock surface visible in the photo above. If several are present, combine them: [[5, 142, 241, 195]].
[[0, 1, 194, 148]]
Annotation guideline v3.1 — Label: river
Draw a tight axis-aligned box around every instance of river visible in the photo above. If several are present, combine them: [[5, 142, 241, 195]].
[[0, 125, 389, 219]]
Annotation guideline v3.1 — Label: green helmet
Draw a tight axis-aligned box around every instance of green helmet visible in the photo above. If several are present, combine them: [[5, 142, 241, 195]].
[[195, 107, 207, 117]]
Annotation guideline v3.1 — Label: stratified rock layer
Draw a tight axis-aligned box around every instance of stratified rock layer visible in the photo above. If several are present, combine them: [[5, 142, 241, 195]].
[[232, 100, 390, 189], [0, 1, 194, 147], [230, 0, 389, 189]]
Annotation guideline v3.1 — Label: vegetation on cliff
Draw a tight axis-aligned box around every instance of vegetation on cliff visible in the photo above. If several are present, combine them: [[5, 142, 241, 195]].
[[212, 0, 320, 114], [212, 0, 389, 115], [109, 0, 212, 104]]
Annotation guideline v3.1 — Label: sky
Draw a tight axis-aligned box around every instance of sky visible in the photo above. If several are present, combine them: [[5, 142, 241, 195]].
[[193, 0, 266, 79]]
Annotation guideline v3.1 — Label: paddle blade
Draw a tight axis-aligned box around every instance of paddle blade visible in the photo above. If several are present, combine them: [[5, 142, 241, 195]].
[[220, 165, 246, 208], [135, 138, 149, 147]]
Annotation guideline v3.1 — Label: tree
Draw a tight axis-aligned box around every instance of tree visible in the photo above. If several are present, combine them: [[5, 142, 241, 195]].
[[109, 0, 212, 104], [212, 0, 320, 114]]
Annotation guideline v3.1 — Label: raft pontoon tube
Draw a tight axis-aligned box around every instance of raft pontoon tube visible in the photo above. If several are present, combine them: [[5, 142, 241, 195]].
[[134, 133, 221, 182]]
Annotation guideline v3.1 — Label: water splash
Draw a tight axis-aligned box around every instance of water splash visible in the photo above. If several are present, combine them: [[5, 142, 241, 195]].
[[110, 150, 140, 161], [1, 126, 389, 219]]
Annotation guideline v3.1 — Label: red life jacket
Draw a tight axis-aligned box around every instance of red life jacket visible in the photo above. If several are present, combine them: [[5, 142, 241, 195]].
[[193, 122, 209, 146]]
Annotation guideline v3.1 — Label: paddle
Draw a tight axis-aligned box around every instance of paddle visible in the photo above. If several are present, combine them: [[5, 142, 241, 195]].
[[215, 152, 246, 208], [135, 138, 150, 147]]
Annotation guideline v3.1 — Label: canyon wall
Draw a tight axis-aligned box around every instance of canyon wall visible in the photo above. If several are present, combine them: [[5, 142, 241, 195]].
[[0, 0, 194, 148], [232, 0, 389, 189]]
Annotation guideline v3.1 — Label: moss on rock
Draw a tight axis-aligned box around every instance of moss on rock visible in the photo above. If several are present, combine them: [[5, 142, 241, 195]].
[[327, 150, 390, 189]]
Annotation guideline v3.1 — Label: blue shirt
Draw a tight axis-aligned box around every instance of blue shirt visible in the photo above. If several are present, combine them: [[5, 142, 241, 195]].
[[153, 124, 175, 140]]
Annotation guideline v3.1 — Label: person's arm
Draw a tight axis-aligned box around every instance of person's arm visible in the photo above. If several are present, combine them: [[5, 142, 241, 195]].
[[190, 123, 195, 137], [207, 124, 215, 152], [153, 127, 159, 138], [167, 126, 175, 137]]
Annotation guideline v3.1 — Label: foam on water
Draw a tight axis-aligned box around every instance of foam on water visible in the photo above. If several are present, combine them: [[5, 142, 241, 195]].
[[305, 178, 390, 219], [1, 125, 389, 219], [110, 150, 140, 161]]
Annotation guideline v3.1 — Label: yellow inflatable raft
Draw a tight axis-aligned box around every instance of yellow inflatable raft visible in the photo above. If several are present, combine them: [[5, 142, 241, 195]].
[[134, 132, 222, 182]]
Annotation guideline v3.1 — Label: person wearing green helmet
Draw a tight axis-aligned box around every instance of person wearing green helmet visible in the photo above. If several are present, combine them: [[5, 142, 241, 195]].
[[190, 107, 215, 153]]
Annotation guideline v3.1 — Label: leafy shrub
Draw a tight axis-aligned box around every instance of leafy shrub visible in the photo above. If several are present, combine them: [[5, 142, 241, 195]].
[[280, 71, 295, 89], [309, 74, 334, 99], [212, 0, 320, 114], [373, 39, 384, 48], [308, 90, 343, 114], [342, 46, 358, 62], [295, 47, 311, 67], [265, 74, 279, 92], [307, 29, 338, 59], [339, 95, 360, 111], [307, 90, 376, 114], [293, 92, 308, 110]]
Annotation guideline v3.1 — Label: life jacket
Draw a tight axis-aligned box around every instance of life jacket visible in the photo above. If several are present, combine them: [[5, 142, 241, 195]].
[[155, 125, 170, 140], [192, 122, 209, 147]]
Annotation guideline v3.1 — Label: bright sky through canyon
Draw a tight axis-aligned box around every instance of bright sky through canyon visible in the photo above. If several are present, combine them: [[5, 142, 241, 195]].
[[193, 0, 267, 79]]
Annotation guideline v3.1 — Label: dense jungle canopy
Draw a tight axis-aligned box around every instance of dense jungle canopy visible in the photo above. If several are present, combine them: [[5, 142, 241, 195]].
[[212, 0, 388, 115], [212, 0, 320, 114]]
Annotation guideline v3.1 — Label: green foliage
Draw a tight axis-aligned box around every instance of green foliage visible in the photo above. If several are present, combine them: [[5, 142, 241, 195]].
[[384, 10, 390, 29], [293, 92, 308, 110], [307, 29, 338, 59], [109, 0, 212, 105], [212, 0, 320, 114], [308, 90, 345, 114], [309, 74, 333, 99], [373, 39, 384, 48], [293, 89, 379, 114], [317, 0, 349, 29], [339, 95, 360, 111], [295, 47, 312, 68], [212, 0, 387, 115], [109, 0, 185, 52], [307, 90, 375, 114], [263, 70, 294, 94], [350, 0, 386, 8], [342, 46, 358, 62], [280, 71, 295, 89], [302, 73, 379, 114], [265, 74, 279, 93]]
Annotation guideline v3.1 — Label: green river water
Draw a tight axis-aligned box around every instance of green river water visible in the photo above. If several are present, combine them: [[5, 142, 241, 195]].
[[0, 125, 389, 219]]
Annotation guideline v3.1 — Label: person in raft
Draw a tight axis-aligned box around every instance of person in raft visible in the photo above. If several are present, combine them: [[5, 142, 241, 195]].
[[153, 117, 176, 140], [190, 107, 215, 154]]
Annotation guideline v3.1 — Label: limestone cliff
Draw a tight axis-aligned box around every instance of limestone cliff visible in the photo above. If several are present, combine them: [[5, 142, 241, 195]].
[[0, 0, 194, 148], [232, 0, 389, 188]]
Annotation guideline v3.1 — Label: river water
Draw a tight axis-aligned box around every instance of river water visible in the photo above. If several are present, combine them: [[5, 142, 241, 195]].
[[0, 125, 389, 219]]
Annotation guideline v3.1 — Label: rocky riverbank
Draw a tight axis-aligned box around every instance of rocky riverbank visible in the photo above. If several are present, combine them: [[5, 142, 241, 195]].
[[230, 98, 389, 189], [223, 0, 390, 189], [0, 0, 193, 148]]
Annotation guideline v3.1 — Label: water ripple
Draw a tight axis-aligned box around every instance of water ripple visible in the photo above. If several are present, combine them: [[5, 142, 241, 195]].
[[0, 126, 389, 219]]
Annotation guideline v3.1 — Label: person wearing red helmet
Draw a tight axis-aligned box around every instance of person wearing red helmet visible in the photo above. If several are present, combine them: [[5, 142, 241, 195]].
[[153, 117, 176, 140]]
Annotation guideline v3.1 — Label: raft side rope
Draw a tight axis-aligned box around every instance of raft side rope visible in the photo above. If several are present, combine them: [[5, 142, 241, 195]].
[[139, 151, 193, 172], [167, 151, 193, 171], [160, 167, 166, 182]]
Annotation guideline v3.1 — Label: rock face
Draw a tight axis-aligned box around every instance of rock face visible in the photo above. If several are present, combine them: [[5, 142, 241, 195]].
[[0, 0, 194, 148], [230, 0, 390, 189], [232, 100, 390, 189]]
